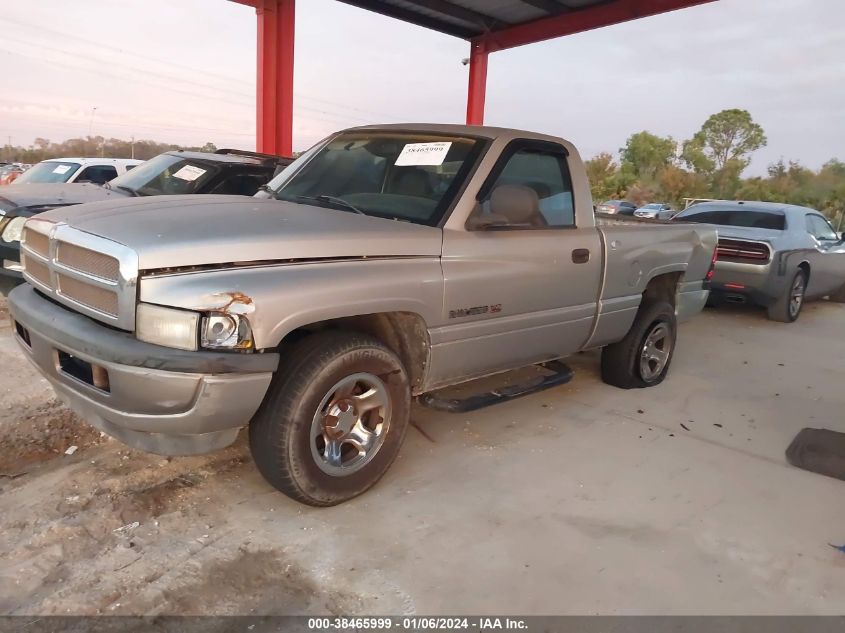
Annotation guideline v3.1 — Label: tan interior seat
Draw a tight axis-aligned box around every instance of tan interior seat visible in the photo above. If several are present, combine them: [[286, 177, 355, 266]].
[[489, 184, 547, 228]]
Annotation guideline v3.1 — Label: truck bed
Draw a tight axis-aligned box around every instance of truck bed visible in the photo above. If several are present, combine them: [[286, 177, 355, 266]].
[[589, 211, 718, 341]]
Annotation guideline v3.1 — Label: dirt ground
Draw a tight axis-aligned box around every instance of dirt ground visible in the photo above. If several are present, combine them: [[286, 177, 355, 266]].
[[1, 295, 844, 615]]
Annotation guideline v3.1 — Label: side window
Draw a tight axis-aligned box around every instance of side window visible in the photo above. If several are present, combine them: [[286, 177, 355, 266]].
[[475, 147, 575, 229], [807, 215, 838, 241], [76, 165, 118, 184]]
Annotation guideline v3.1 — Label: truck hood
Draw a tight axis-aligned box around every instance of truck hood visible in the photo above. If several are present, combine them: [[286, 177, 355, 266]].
[[37, 195, 443, 269], [712, 225, 784, 243], [0, 182, 127, 215]]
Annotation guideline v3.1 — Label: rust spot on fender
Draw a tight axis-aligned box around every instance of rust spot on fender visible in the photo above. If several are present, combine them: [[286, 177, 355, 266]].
[[195, 291, 256, 315], [219, 291, 254, 311]]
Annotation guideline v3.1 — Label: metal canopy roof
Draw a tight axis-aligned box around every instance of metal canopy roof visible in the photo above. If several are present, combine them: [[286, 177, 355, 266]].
[[229, 0, 716, 154], [334, 0, 714, 49]]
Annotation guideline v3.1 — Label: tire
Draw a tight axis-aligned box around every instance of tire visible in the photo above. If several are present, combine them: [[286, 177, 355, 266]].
[[830, 282, 845, 303], [767, 269, 807, 322], [601, 300, 677, 389], [249, 331, 411, 506]]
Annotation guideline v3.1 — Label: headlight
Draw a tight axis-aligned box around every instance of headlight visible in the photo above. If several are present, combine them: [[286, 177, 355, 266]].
[[201, 312, 254, 350], [2, 217, 26, 243], [135, 303, 255, 351], [136, 303, 199, 351]]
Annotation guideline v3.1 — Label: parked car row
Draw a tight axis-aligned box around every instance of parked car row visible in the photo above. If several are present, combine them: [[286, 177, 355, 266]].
[[596, 199, 677, 220]]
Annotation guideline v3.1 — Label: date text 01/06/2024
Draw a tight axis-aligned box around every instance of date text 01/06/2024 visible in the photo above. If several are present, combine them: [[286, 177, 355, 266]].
[[307, 617, 528, 630]]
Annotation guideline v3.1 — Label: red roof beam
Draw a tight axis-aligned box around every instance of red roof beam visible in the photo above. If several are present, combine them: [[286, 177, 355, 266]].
[[476, 0, 718, 53]]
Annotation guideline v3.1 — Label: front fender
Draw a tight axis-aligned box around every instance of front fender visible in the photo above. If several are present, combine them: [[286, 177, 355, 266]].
[[139, 257, 444, 349]]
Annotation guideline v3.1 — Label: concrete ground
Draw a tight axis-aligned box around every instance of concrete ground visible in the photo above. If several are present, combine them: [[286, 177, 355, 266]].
[[0, 296, 843, 615]]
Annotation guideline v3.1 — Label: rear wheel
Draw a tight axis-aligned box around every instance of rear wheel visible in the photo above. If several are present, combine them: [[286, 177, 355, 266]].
[[601, 301, 677, 389], [249, 331, 410, 506], [767, 269, 806, 322]]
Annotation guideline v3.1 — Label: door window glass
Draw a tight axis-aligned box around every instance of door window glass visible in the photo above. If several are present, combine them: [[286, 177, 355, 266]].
[[76, 165, 118, 184], [477, 148, 575, 229], [807, 214, 838, 240]]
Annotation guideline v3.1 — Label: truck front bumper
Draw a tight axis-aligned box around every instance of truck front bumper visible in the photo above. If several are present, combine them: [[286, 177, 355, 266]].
[[8, 284, 278, 456]]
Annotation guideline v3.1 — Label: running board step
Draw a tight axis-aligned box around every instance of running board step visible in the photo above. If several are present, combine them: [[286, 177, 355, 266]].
[[418, 361, 574, 413]]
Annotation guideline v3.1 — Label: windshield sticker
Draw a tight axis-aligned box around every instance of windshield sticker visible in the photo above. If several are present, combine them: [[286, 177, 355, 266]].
[[395, 142, 452, 167], [52, 165, 72, 175], [172, 165, 207, 182]]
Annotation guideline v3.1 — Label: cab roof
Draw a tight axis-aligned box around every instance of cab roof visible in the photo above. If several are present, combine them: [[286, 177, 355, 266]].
[[346, 122, 571, 145]]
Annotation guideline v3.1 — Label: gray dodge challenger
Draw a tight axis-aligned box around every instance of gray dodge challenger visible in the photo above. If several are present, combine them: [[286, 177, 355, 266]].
[[674, 200, 845, 322]]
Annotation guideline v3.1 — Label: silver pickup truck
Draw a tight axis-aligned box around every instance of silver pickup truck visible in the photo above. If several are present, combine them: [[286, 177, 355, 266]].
[[8, 124, 717, 506]]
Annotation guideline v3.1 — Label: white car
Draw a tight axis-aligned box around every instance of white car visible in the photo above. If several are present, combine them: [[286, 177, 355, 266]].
[[11, 157, 142, 186], [634, 202, 675, 220]]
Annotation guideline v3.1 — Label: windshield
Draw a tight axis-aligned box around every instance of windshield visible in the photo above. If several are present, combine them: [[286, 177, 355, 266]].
[[267, 131, 484, 226], [15, 161, 80, 184], [109, 153, 219, 196], [675, 206, 786, 230], [642, 203, 662, 209]]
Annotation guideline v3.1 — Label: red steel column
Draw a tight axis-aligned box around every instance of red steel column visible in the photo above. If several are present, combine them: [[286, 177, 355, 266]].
[[465, 39, 488, 126], [256, 0, 294, 155]]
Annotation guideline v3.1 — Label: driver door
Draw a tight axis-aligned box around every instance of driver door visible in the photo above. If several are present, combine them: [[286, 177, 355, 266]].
[[431, 139, 602, 388]]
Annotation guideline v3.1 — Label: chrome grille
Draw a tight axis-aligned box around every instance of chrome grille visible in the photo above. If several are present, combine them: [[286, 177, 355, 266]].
[[56, 241, 120, 281], [56, 274, 119, 316], [20, 219, 139, 330], [22, 228, 49, 258], [21, 253, 50, 286]]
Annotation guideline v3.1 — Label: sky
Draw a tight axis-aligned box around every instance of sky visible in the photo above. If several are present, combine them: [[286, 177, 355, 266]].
[[2, 0, 844, 175]]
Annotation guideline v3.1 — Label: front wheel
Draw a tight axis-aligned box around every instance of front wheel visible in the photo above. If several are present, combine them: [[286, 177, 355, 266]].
[[601, 301, 677, 389], [249, 331, 410, 506], [767, 269, 806, 322]]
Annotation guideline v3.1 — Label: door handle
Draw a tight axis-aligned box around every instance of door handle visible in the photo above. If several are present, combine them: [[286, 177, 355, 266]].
[[572, 248, 590, 264]]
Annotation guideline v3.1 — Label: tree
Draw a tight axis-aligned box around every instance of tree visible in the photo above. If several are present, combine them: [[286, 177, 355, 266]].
[[585, 152, 619, 202], [3, 136, 224, 163], [625, 183, 655, 207], [619, 131, 676, 184], [200, 142, 218, 153], [657, 165, 708, 208], [682, 109, 767, 197]]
